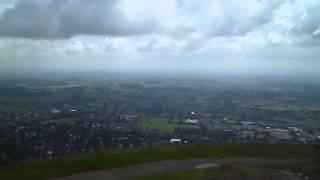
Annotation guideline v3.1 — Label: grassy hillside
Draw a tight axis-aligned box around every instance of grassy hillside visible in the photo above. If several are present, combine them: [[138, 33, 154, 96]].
[[136, 162, 320, 180], [0, 144, 319, 180]]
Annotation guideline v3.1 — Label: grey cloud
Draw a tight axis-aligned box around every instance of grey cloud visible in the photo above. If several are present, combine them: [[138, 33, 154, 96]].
[[269, 2, 320, 47], [292, 3, 320, 38], [0, 0, 18, 4], [182, 39, 207, 53], [313, 27, 320, 38], [0, 0, 156, 39], [137, 39, 159, 52], [210, 0, 285, 36], [288, 36, 320, 47], [137, 38, 176, 53], [270, 36, 320, 48]]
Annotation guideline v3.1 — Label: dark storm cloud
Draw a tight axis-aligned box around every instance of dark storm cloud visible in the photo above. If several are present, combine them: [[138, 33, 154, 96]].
[[0, 0, 156, 39]]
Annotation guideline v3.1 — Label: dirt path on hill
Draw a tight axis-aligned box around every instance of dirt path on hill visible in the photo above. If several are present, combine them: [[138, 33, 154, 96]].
[[54, 157, 313, 180]]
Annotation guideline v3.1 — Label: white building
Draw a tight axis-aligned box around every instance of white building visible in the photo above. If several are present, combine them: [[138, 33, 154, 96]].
[[170, 138, 182, 143], [185, 119, 199, 124], [50, 109, 60, 114]]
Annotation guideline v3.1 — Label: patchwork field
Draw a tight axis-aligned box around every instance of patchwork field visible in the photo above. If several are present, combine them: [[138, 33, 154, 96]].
[[139, 117, 199, 133]]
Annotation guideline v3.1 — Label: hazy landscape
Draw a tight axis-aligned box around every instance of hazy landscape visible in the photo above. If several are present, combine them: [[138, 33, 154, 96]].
[[1, 0, 320, 179], [0, 73, 319, 159]]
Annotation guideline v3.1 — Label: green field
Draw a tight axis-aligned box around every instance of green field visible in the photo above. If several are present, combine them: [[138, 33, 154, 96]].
[[140, 117, 199, 133], [0, 144, 319, 180]]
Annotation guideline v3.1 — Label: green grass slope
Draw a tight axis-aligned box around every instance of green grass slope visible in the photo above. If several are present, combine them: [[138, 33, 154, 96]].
[[0, 144, 319, 180], [136, 162, 320, 180]]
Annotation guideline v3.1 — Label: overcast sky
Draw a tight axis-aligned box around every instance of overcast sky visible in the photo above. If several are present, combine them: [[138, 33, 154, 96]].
[[0, 0, 320, 75]]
